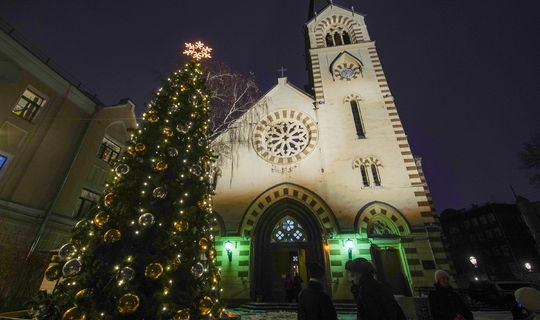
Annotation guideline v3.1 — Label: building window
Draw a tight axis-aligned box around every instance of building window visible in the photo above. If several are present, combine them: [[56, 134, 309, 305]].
[[271, 216, 307, 243], [488, 213, 496, 223], [350, 100, 365, 138], [471, 218, 479, 226], [360, 165, 370, 186], [371, 164, 381, 186], [12, 89, 45, 121], [342, 31, 351, 44], [464, 220, 471, 229], [0, 154, 7, 170], [479, 216, 487, 224], [334, 32, 343, 46], [74, 188, 100, 219], [325, 33, 334, 47], [97, 137, 121, 164]]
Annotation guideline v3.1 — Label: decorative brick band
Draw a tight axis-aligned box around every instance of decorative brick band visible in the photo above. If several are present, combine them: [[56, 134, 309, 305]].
[[313, 14, 365, 47]]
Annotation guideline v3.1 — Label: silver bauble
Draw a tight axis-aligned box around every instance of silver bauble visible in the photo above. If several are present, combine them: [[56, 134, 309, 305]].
[[138, 212, 155, 227], [166, 147, 179, 157], [191, 262, 204, 278], [62, 259, 82, 277], [153, 187, 167, 199], [116, 164, 130, 175], [190, 165, 202, 176], [74, 220, 89, 229], [198, 137, 206, 147], [176, 123, 190, 134], [58, 243, 78, 260], [117, 266, 136, 282]]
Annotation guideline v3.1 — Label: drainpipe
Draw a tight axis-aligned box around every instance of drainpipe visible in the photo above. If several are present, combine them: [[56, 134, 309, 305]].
[[26, 103, 102, 260]]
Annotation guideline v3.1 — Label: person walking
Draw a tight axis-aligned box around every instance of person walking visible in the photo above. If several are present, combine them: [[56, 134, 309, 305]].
[[428, 270, 473, 320], [345, 258, 404, 320], [297, 262, 338, 320]]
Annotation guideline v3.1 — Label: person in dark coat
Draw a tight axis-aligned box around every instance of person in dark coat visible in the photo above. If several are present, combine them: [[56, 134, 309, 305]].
[[345, 258, 402, 320], [297, 262, 338, 320], [428, 270, 473, 320]]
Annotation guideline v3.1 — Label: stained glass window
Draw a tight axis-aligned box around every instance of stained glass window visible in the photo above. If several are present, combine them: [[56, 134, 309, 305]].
[[271, 216, 307, 243]]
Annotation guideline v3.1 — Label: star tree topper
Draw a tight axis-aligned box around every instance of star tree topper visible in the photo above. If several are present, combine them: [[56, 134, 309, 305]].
[[183, 41, 213, 60]]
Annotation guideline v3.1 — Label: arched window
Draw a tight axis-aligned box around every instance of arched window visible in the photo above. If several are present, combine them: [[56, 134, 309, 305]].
[[360, 165, 370, 187], [350, 100, 365, 138], [271, 216, 308, 243], [342, 31, 351, 44], [371, 164, 381, 186], [334, 32, 343, 46], [325, 34, 334, 47]]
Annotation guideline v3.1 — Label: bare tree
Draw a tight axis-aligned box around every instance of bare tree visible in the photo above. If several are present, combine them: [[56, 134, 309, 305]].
[[201, 60, 260, 139], [521, 134, 540, 186]]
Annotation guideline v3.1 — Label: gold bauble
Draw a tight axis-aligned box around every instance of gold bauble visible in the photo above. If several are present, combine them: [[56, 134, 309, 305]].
[[75, 289, 88, 298], [199, 296, 213, 315], [104, 193, 115, 205], [135, 143, 146, 152], [201, 155, 211, 165], [164, 128, 174, 137], [69, 238, 82, 248], [155, 161, 168, 171], [197, 200, 208, 209], [208, 248, 216, 260], [127, 147, 134, 155], [144, 262, 163, 280], [45, 264, 60, 281], [62, 306, 86, 320], [169, 256, 182, 271], [149, 115, 159, 123], [173, 220, 189, 232], [104, 229, 121, 243], [93, 211, 110, 227], [173, 309, 190, 320], [117, 293, 140, 314], [198, 237, 209, 250]]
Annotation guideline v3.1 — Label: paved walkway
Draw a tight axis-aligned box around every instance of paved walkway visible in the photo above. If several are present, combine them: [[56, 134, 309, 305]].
[[231, 310, 515, 319]]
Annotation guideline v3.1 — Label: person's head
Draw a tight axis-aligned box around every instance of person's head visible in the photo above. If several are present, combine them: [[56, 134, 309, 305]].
[[306, 262, 325, 280], [434, 270, 450, 287], [345, 258, 375, 285]]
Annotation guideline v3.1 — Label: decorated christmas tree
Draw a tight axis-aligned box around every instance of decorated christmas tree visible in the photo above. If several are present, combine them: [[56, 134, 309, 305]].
[[39, 42, 223, 320]]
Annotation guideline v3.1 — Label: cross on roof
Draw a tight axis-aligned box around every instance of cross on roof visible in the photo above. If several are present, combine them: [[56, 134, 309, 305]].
[[278, 66, 288, 78]]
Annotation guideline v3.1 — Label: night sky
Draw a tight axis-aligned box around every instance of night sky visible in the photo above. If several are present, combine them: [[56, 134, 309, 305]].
[[1, 0, 539, 212]]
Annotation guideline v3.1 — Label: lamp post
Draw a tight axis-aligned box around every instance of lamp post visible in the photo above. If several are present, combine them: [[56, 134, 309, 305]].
[[225, 241, 233, 262], [469, 256, 479, 281], [524, 262, 532, 272], [346, 239, 353, 260]]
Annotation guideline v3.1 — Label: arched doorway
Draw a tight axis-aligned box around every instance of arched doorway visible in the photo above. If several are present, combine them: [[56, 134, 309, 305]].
[[252, 199, 325, 302]]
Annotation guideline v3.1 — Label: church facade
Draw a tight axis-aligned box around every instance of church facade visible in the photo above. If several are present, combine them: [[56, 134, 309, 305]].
[[212, 3, 448, 301]]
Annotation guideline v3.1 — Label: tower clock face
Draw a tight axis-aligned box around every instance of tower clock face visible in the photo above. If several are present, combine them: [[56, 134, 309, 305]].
[[339, 68, 356, 79]]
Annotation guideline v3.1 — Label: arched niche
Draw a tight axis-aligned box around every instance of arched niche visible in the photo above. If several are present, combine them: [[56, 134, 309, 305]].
[[354, 201, 411, 237], [329, 51, 363, 81]]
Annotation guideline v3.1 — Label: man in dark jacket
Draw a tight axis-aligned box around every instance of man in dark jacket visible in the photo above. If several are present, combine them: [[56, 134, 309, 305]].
[[428, 270, 473, 320], [345, 258, 401, 320], [297, 262, 338, 320]]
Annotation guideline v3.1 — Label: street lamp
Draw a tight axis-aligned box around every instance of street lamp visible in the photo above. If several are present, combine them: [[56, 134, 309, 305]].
[[346, 239, 353, 259], [225, 241, 233, 262], [469, 256, 478, 268], [524, 262, 532, 272]]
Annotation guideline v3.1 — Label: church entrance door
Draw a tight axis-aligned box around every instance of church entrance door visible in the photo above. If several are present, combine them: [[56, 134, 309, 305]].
[[252, 199, 324, 302], [370, 244, 411, 296]]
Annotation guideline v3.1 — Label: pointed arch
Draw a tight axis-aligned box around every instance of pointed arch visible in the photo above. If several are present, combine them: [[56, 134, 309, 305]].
[[352, 156, 383, 169], [330, 51, 363, 81], [343, 93, 363, 104], [238, 183, 340, 237], [314, 14, 364, 47], [354, 201, 411, 236]]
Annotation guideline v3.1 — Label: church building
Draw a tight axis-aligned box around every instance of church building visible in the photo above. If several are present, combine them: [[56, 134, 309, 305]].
[[211, 1, 448, 301]]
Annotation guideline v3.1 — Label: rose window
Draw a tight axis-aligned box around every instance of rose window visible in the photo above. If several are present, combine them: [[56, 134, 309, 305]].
[[253, 110, 318, 165], [271, 216, 307, 243]]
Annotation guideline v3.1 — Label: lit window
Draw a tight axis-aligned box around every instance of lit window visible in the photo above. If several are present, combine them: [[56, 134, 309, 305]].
[[360, 165, 370, 186], [371, 164, 381, 186], [74, 188, 100, 219], [0, 154, 7, 170], [271, 216, 307, 243], [350, 101, 365, 138], [12, 89, 45, 121], [97, 137, 121, 164]]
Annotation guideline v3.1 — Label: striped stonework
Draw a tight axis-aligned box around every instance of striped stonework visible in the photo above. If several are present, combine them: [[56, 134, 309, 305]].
[[313, 15, 366, 48], [355, 202, 411, 237], [352, 156, 383, 168], [343, 93, 362, 103], [238, 183, 339, 237], [310, 53, 325, 103]]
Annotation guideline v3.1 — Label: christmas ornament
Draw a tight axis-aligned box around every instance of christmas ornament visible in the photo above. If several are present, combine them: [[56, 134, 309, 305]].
[[199, 296, 213, 315], [170, 256, 182, 270], [197, 137, 206, 147], [198, 237, 209, 250], [104, 229, 122, 243], [176, 123, 190, 134], [93, 211, 110, 227], [145, 262, 164, 280], [183, 41, 213, 61], [191, 262, 204, 278], [74, 220, 88, 229], [153, 187, 167, 199], [33, 304, 55, 320], [117, 266, 136, 282], [149, 115, 159, 123], [167, 147, 179, 157], [173, 309, 190, 320], [104, 193, 115, 205], [44, 264, 60, 281], [117, 293, 140, 314], [173, 220, 189, 232], [190, 164, 202, 176], [62, 306, 85, 320], [116, 164, 130, 175], [62, 259, 82, 277], [138, 212, 155, 227], [58, 243, 78, 260], [75, 289, 88, 298], [155, 161, 168, 171], [135, 143, 146, 152], [164, 128, 174, 137], [197, 200, 208, 209], [208, 248, 216, 260]]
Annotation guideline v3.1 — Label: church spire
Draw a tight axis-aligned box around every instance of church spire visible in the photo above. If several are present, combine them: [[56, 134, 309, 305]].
[[309, 0, 332, 20]]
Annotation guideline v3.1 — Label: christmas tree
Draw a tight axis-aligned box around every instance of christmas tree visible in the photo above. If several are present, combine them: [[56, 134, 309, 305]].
[[39, 42, 223, 320]]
